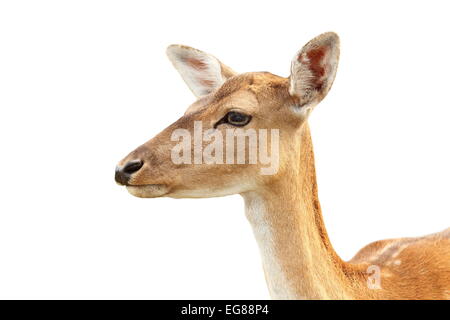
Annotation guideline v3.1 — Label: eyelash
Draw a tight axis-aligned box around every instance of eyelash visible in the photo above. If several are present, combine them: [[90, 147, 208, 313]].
[[214, 111, 252, 128]]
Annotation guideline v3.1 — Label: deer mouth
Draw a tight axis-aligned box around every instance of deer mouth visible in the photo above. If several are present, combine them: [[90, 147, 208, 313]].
[[125, 184, 169, 198]]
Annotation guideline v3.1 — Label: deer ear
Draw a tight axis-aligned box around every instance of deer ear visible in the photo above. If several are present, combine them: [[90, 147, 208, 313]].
[[166, 45, 237, 97], [289, 32, 340, 115]]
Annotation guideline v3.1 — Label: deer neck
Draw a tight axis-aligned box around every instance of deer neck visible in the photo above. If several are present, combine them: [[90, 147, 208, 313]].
[[242, 123, 360, 300]]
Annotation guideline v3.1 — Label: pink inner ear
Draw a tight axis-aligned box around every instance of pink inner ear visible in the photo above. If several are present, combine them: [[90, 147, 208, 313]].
[[299, 46, 329, 91], [185, 57, 207, 70], [183, 56, 216, 89]]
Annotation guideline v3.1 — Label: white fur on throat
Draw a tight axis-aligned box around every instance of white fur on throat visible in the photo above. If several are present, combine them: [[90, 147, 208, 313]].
[[243, 193, 297, 299]]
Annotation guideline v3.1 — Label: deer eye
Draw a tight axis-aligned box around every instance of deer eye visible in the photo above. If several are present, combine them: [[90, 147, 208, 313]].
[[226, 111, 252, 127]]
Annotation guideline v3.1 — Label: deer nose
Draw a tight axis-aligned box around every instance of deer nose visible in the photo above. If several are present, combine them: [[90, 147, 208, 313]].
[[115, 160, 144, 185]]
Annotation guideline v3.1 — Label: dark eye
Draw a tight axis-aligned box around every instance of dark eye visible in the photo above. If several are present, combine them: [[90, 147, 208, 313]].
[[226, 111, 252, 127]]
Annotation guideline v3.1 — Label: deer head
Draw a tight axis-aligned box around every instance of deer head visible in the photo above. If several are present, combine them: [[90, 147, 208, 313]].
[[115, 32, 340, 199]]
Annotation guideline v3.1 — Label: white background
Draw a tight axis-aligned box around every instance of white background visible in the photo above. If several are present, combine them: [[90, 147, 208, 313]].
[[1, 1, 449, 299]]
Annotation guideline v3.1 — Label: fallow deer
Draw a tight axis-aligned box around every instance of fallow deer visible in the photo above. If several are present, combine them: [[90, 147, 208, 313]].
[[115, 32, 450, 299]]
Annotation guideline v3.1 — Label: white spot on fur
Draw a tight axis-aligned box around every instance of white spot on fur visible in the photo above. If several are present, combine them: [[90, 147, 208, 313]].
[[368, 242, 397, 263], [391, 244, 409, 258]]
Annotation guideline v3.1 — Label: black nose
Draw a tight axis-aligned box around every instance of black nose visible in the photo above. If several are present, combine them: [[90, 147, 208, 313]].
[[115, 160, 144, 185]]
